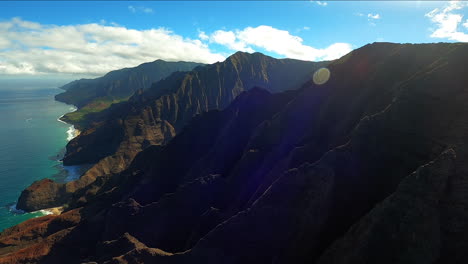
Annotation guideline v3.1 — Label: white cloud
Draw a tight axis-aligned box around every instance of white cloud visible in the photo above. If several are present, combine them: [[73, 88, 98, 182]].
[[198, 30, 209, 40], [210, 30, 254, 52], [208, 25, 352, 61], [356, 12, 381, 25], [315, 1, 328, 6], [11, 17, 41, 29], [426, 1, 468, 42], [303, 26, 311, 31], [0, 18, 224, 76], [128, 5, 154, 14], [0, 19, 353, 76]]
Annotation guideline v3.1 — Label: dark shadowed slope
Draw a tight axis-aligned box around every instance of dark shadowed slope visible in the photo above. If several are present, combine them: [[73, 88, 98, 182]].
[[15, 52, 326, 212], [4, 43, 468, 264], [64, 51, 325, 166]]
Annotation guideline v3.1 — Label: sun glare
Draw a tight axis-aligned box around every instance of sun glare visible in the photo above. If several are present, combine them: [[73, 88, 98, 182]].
[[313, 68, 331, 85]]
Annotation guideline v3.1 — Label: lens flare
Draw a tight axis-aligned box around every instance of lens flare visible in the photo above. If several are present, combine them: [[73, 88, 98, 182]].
[[313, 68, 330, 85]]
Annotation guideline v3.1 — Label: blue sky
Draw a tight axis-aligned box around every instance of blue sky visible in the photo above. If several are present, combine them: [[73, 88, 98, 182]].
[[0, 1, 467, 78]]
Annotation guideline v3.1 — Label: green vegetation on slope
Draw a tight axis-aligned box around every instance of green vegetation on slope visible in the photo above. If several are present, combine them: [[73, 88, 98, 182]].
[[60, 97, 128, 130], [55, 60, 203, 130]]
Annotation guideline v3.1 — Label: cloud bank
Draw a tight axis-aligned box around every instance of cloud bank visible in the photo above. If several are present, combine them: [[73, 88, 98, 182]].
[[0, 18, 352, 76], [208, 25, 352, 61], [0, 18, 224, 76]]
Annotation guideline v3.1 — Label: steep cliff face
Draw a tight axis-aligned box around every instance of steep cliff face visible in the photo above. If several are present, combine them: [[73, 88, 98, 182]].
[[55, 60, 203, 130], [63, 51, 325, 167], [17, 52, 325, 212], [55, 60, 203, 108], [7, 43, 468, 264]]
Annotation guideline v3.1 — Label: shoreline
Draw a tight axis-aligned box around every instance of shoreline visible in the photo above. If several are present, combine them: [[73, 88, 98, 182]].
[[43, 103, 83, 215], [8, 103, 83, 218], [38, 206, 64, 216], [66, 125, 81, 141], [57, 106, 81, 141], [9, 204, 63, 216]]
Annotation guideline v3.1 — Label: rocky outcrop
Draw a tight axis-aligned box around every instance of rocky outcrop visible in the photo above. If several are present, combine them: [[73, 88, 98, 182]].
[[6, 43, 468, 264], [17, 179, 64, 212], [0, 209, 81, 264]]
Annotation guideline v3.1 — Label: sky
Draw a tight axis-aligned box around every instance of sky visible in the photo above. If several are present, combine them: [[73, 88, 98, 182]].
[[0, 1, 467, 79]]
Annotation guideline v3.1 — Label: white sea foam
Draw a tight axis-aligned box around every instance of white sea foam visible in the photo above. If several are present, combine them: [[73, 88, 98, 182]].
[[66, 125, 76, 141], [37, 209, 54, 216], [9, 203, 52, 216], [8, 204, 25, 214], [57, 105, 78, 141], [57, 114, 68, 124], [57, 106, 77, 123]]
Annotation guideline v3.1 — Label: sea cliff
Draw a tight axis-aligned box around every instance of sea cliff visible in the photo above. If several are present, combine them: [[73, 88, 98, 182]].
[[5, 43, 468, 264]]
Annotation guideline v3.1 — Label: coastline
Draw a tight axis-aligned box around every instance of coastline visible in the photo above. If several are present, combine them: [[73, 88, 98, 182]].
[[38, 206, 64, 216], [57, 106, 81, 141], [8, 103, 84, 218], [42, 104, 84, 215], [9, 204, 63, 216], [58, 104, 87, 182]]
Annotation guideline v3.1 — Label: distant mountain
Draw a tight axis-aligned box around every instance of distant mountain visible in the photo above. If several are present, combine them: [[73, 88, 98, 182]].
[[22, 51, 325, 208], [55, 60, 203, 107], [54, 60, 204, 130], [6, 43, 468, 264], [55, 59, 203, 107]]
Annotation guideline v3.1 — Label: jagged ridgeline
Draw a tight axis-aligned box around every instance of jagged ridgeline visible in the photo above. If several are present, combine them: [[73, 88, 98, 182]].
[[55, 60, 204, 129], [63, 51, 326, 166], [4, 43, 468, 264], [15, 52, 327, 213], [55, 60, 204, 108]]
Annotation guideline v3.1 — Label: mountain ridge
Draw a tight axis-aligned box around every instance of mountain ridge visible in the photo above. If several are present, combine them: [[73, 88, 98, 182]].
[[4, 42, 468, 264], [55, 59, 203, 129], [17, 51, 327, 213], [56, 59, 204, 107]]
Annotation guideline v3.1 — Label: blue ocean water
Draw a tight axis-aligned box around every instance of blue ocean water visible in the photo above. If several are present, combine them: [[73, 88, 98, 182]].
[[0, 79, 75, 231]]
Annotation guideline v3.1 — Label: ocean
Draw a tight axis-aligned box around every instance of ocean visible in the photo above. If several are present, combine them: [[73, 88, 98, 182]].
[[0, 79, 78, 231]]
